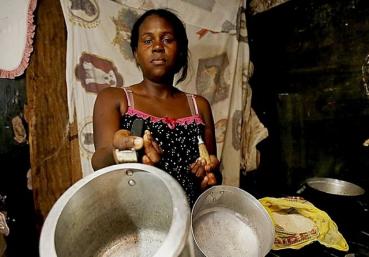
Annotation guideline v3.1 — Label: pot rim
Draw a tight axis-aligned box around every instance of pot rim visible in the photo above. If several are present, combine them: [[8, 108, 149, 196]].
[[39, 163, 191, 257], [191, 185, 275, 257], [305, 177, 366, 197]]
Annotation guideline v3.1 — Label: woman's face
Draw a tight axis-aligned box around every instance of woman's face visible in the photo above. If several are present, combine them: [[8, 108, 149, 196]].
[[134, 15, 179, 83]]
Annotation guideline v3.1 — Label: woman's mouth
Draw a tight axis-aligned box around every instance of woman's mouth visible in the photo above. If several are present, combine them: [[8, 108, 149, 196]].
[[151, 58, 166, 65]]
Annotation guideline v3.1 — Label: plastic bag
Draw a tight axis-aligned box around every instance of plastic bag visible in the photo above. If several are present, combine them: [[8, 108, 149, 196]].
[[259, 196, 349, 251]]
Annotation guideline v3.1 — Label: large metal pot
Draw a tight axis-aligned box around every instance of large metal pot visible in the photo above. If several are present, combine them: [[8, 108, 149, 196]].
[[39, 163, 194, 257], [191, 185, 275, 257], [303, 177, 365, 197], [297, 177, 368, 234]]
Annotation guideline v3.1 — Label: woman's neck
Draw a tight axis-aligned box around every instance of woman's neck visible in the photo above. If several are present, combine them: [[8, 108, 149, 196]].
[[138, 78, 179, 98]]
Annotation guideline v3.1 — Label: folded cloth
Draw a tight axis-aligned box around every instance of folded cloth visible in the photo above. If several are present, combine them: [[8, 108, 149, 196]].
[[0, 212, 9, 237], [259, 196, 349, 251], [0, 234, 5, 257]]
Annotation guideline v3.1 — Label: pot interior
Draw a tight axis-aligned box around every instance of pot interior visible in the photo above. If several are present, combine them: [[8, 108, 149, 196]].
[[306, 177, 365, 196], [54, 168, 174, 257], [191, 186, 274, 257]]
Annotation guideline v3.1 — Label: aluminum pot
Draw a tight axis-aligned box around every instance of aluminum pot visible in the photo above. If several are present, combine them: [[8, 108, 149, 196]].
[[302, 177, 365, 197], [297, 177, 368, 234], [297, 177, 367, 208], [39, 163, 194, 257], [191, 185, 275, 257]]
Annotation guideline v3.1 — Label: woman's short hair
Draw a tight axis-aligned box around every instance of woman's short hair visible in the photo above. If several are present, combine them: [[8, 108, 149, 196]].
[[130, 9, 189, 84]]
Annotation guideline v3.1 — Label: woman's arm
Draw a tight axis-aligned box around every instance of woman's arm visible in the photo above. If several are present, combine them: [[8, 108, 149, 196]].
[[191, 95, 222, 188], [91, 87, 126, 170], [196, 96, 217, 156]]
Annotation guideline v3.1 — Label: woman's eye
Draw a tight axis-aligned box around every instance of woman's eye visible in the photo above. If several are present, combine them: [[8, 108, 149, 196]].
[[143, 39, 152, 45], [162, 37, 174, 44]]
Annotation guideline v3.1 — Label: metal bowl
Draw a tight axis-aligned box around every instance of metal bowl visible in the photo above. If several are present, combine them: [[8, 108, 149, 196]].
[[191, 185, 275, 257], [39, 163, 191, 257]]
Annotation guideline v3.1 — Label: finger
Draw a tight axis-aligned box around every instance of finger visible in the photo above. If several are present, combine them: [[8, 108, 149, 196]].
[[113, 135, 143, 150], [113, 130, 131, 148], [143, 130, 153, 150], [146, 148, 161, 163], [142, 155, 154, 165], [114, 129, 131, 137], [190, 159, 202, 174], [143, 130, 161, 164], [207, 173, 217, 185], [205, 155, 220, 172], [152, 141, 163, 154], [190, 162, 195, 170], [200, 176, 209, 190], [195, 164, 206, 178]]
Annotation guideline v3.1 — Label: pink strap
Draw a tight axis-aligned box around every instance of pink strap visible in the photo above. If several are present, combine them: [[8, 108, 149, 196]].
[[192, 95, 199, 115], [123, 87, 134, 108], [186, 94, 198, 115]]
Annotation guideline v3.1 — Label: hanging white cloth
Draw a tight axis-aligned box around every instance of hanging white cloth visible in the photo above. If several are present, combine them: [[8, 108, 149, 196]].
[[0, 0, 37, 79]]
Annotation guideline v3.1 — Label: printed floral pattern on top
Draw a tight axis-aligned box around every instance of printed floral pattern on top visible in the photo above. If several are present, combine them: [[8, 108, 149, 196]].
[[121, 106, 205, 206]]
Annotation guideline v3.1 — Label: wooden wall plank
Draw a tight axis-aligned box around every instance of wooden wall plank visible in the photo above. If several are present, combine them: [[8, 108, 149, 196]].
[[25, 0, 82, 223]]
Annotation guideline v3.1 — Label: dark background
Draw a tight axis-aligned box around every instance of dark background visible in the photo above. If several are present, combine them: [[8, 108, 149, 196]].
[[0, 76, 38, 257], [243, 0, 369, 198]]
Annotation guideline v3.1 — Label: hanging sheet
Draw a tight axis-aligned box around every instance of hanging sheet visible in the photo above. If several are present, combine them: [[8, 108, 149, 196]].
[[0, 0, 37, 79], [59, 0, 267, 185], [249, 0, 291, 15]]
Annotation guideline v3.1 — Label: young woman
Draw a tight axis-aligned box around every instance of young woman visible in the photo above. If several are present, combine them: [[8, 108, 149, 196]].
[[92, 9, 221, 206]]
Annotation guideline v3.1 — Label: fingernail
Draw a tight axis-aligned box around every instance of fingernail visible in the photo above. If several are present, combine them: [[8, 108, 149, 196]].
[[134, 137, 143, 146]]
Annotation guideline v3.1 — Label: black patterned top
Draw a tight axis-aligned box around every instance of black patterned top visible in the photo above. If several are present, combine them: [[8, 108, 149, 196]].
[[120, 88, 205, 206]]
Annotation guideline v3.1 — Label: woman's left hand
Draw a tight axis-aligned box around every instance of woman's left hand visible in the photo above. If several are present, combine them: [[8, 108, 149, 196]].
[[190, 155, 219, 190]]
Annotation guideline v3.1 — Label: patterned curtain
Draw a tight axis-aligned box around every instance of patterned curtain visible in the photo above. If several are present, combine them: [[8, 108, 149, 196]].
[[249, 0, 291, 15], [60, 0, 267, 186]]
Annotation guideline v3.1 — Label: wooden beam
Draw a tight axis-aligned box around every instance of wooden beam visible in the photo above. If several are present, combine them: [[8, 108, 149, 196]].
[[25, 0, 82, 225]]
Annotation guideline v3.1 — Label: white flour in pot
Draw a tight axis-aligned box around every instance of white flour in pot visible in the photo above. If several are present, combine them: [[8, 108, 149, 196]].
[[193, 207, 261, 257]]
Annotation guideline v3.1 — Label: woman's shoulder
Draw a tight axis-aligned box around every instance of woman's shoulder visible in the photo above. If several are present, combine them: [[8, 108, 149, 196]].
[[94, 87, 130, 110], [97, 86, 124, 97], [96, 86, 132, 102], [180, 91, 211, 116], [180, 90, 208, 103], [191, 93, 211, 109]]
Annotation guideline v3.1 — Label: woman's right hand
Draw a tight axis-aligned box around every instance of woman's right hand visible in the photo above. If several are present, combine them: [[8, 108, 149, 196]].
[[113, 129, 162, 165], [112, 129, 144, 150]]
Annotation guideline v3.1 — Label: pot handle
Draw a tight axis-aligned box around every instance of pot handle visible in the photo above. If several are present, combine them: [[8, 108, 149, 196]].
[[296, 184, 307, 195], [357, 199, 368, 213]]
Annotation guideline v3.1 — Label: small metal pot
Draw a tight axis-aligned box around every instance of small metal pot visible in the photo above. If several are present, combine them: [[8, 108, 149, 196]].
[[191, 185, 275, 257], [39, 163, 193, 257]]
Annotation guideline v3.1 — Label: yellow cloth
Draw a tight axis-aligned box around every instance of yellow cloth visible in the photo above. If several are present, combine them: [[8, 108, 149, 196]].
[[0, 235, 6, 257], [259, 197, 349, 251]]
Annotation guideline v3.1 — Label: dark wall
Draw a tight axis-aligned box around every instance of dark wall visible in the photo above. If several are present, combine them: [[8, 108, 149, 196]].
[[0, 77, 38, 257], [246, 0, 369, 195]]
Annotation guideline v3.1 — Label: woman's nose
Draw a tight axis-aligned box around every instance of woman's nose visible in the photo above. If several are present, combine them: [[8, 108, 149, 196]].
[[152, 40, 164, 52]]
